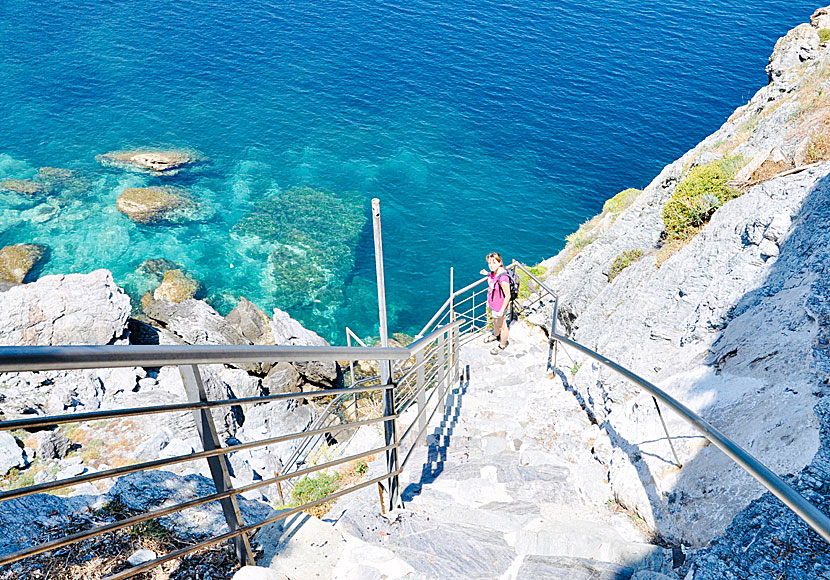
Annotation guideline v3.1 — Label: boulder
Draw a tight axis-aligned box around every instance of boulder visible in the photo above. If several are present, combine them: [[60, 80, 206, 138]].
[[0, 270, 131, 345], [137, 258, 183, 282], [0, 432, 25, 475], [262, 363, 302, 395], [35, 430, 71, 460], [96, 149, 197, 175], [127, 549, 158, 566], [144, 299, 249, 347], [106, 471, 275, 541], [227, 298, 274, 346], [766, 23, 820, 83], [153, 269, 200, 302], [0, 178, 50, 197], [272, 308, 339, 386], [0, 243, 46, 283], [811, 6, 830, 30], [116, 186, 193, 224]]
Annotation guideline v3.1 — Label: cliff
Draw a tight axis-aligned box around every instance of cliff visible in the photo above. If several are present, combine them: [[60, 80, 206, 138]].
[[525, 6, 830, 577]]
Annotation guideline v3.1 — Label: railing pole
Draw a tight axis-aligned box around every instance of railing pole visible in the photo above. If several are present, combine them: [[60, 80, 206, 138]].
[[372, 198, 399, 510], [416, 350, 426, 444], [179, 364, 254, 565], [652, 396, 683, 467], [449, 267, 455, 323], [548, 295, 559, 375]]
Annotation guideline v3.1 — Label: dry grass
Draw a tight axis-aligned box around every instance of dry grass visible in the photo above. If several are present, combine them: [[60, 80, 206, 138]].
[[0, 502, 240, 580], [655, 231, 699, 268], [750, 160, 792, 182]]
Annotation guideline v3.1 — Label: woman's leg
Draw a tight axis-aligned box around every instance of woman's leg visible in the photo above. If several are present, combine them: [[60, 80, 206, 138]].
[[498, 315, 509, 348]]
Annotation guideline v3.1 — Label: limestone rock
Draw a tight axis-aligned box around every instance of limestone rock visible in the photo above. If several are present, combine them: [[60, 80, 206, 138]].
[[153, 269, 200, 303], [116, 186, 192, 224], [0, 494, 101, 557], [811, 6, 830, 30], [0, 432, 25, 476], [106, 471, 274, 541], [0, 243, 46, 283], [127, 549, 157, 566], [0, 270, 131, 345], [35, 430, 71, 460], [262, 363, 302, 395], [227, 298, 274, 346], [232, 566, 289, 580], [766, 23, 820, 83], [96, 149, 197, 175], [144, 299, 248, 346], [272, 307, 339, 386], [137, 258, 183, 282], [0, 178, 50, 197]]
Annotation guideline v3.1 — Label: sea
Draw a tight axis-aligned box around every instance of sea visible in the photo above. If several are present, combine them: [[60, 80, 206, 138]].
[[0, 0, 820, 343]]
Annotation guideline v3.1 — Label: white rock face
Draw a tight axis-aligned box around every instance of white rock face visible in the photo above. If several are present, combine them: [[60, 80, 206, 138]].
[[0, 269, 131, 345], [0, 432, 26, 475], [232, 565, 289, 580]]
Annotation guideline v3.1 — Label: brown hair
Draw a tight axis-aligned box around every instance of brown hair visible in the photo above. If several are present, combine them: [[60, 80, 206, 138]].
[[486, 252, 503, 264]]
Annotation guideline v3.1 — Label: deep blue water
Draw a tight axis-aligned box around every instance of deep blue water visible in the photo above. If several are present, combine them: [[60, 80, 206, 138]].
[[0, 0, 820, 342]]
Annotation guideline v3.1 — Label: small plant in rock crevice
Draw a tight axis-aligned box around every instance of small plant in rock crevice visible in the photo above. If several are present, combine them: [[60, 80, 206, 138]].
[[607, 249, 644, 283], [571, 362, 582, 376], [820, 28, 830, 43]]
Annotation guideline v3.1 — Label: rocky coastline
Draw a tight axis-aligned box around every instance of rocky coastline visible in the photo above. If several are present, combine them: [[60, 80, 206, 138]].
[[523, 6, 830, 578]]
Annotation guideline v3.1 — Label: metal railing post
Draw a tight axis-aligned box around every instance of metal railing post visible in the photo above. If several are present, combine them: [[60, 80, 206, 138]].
[[372, 198, 399, 510], [449, 267, 455, 323], [416, 350, 426, 444], [652, 396, 682, 467], [179, 364, 254, 565], [548, 295, 559, 374]]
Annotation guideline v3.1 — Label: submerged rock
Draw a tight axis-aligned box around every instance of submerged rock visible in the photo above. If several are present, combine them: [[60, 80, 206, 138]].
[[0, 178, 50, 197], [153, 269, 201, 303], [233, 187, 365, 309], [116, 186, 208, 224], [96, 149, 198, 175], [0, 243, 46, 283]]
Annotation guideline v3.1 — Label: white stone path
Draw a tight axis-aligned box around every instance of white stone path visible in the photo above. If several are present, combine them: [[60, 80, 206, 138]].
[[254, 322, 678, 580]]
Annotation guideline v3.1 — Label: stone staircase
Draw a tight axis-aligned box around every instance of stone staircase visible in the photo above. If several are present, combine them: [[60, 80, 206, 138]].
[[255, 322, 680, 580]]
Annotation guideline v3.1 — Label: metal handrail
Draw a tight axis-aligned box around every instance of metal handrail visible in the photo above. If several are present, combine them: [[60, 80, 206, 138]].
[[0, 344, 410, 372], [506, 261, 830, 544]]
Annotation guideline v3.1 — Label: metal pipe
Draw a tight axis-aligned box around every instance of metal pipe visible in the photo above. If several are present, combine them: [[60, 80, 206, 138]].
[[0, 382, 393, 432], [0, 442, 397, 566], [0, 344, 409, 373], [652, 395, 682, 467], [103, 469, 404, 580], [0, 414, 396, 502], [552, 332, 830, 545]]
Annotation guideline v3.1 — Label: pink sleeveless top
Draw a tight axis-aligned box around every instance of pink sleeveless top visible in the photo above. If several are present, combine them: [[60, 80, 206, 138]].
[[487, 271, 508, 312]]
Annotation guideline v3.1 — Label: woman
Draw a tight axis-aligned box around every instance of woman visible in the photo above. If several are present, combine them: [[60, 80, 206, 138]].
[[480, 252, 511, 355]]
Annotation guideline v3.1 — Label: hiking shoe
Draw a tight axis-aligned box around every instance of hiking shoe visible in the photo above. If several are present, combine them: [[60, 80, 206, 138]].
[[483, 335, 497, 343]]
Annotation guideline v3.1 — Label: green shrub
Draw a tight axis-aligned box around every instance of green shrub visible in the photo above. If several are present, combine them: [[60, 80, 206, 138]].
[[292, 471, 341, 506], [602, 188, 642, 215], [662, 155, 745, 240], [608, 249, 644, 283], [820, 28, 830, 43], [517, 265, 548, 300]]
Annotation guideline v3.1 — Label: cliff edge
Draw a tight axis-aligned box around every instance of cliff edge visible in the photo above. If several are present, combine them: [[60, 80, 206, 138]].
[[526, 6, 830, 577]]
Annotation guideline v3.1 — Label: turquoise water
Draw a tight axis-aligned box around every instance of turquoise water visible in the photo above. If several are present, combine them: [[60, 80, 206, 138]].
[[0, 0, 819, 342]]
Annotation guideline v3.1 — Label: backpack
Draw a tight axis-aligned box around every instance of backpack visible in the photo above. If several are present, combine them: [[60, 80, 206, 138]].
[[493, 269, 520, 302]]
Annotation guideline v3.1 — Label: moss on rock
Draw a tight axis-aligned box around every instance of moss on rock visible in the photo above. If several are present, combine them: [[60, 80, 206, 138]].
[[116, 187, 193, 224], [153, 269, 201, 303], [0, 243, 47, 283], [0, 179, 51, 197], [234, 187, 365, 308]]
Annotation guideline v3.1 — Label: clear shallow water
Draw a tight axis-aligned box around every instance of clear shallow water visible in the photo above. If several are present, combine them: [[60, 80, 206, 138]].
[[0, 0, 819, 342]]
